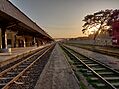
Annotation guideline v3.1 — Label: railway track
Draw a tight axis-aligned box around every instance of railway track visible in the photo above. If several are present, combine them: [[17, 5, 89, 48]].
[[0, 45, 51, 72], [65, 43, 119, 58], [60, 44, 119, 89], [0, 44, 54, 89]]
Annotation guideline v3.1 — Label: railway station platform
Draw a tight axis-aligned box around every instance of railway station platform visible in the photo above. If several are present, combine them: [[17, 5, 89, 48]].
[[65, 45, 119, 70], [35, 44, 80, 89], [0, 45, 48, 67]]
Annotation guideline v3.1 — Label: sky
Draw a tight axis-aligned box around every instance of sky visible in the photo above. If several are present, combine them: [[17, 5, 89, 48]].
[[10, 0, 119, 38]]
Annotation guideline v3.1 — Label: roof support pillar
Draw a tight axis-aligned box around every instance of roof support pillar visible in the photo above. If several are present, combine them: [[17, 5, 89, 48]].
[[32, 37, 37, 47], [1, 27, 7, 49], [14, 35, 17, 48]]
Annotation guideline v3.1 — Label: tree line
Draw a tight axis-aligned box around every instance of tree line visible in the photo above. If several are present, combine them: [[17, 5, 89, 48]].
[[82, 9, 119, 40]]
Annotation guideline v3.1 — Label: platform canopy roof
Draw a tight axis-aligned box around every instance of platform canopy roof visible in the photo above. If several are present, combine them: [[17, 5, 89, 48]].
[[0, 0, 53, 41]]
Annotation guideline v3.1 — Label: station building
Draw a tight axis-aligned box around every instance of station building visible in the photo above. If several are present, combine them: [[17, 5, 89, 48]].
[[0, 30, 45, 48], [111, 21, 119, 46], [0, 0, 53, 52]]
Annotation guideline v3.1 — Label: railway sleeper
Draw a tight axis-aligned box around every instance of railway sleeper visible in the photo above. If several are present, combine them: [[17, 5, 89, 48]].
[[22, 62, 31, 65], [0, 83, 7, 88], [14, 81, 24, 85], [80, 59, 88, 61], [21, 75, 28, 78], [87, 64, 99, 66], [80, 68, 89, 72], [8, 71, 20, 75], [95, 82, 119, 87], [91, 68, 106, 71], [0, 77, 14, 80], [86, 72, 93, 76], [80, 68, 106, 72], [94, 83, 107, 88], [97, 72, 114, 75], [76, 65, 83, 68], [83, 61, 95, 64], [90, 77, 119, 80], [72, 62, 81, 65], [14, 67, 25, 71], [83, 70, 94, 75], [78, 58, 88, 61], [0, 77, 13, 84], [18, 65, 28, 68], [79, 69, 93, 75], [5, 74, 18, 78]]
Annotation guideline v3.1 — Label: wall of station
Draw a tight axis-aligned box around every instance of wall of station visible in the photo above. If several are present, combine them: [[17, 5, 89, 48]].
[[0, 29, 45, 49]]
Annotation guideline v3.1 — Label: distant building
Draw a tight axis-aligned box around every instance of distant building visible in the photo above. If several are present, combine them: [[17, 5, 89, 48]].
[[96, 28, 112, 46], [112, 21, 119, 46]]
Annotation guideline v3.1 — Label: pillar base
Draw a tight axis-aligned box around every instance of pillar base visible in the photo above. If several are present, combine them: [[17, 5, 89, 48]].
[[0, 48, 11, 53]]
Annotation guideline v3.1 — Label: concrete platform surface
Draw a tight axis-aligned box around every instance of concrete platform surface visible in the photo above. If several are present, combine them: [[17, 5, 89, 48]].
[[65, 45, 119, 70], [0, 46, 45, 63], [34, 44, 80, 89]]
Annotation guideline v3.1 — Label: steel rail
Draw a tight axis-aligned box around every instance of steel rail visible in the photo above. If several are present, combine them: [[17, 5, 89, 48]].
[[62, 45, 117, 89], [0, 45, 53, 89], [2, 45, 53, 89], [0, 46, 49, 77], [64, 44, 119, 74], [66, 44, 119, 58]]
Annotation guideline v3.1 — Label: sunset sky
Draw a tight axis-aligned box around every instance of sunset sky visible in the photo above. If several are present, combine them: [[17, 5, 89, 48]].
[[10, 0, 119, 38]]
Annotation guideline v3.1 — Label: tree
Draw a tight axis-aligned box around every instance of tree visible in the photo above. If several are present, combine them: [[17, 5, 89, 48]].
[[82, 9, 116, 40], [107, 9, 119, 25]]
